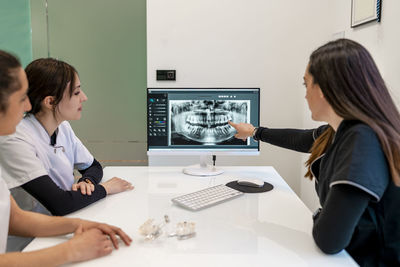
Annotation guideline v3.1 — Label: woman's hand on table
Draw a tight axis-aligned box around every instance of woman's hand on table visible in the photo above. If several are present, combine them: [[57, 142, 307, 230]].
[[72, 181, 95, 195], [101, 177, 134, 195]]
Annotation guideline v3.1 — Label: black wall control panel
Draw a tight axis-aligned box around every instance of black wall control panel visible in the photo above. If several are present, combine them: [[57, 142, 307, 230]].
[[156, 70, 176, 81]]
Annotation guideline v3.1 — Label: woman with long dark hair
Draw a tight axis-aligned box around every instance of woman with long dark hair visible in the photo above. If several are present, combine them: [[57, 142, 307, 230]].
[[229, 39, 400, 266], [0, 50, 131, 266]]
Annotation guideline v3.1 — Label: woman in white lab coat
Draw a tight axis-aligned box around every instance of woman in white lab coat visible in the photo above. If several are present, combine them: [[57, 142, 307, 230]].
[[0, 58, 133, 216], [0, 50, 132, 266]]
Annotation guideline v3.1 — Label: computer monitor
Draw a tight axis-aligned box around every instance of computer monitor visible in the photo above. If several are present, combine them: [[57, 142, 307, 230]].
[[147, 88, 260, 176]]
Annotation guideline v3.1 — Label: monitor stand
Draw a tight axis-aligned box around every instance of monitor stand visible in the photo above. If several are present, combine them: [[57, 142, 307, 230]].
[[182, 155, 224, 176]]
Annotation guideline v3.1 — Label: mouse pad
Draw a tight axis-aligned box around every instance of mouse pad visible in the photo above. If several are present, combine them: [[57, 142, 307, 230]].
[[226, 180, 274, 193]]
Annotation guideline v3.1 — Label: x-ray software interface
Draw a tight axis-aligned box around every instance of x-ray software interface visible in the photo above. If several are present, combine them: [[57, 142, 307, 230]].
[[147, 88, 259, 151]]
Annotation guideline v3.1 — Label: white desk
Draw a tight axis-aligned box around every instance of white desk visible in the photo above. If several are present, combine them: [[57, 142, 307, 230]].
[[24, 166, 357, 266]]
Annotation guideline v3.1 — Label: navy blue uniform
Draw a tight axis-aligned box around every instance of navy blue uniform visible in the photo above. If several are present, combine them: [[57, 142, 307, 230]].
[[254, 120, 400, 266]]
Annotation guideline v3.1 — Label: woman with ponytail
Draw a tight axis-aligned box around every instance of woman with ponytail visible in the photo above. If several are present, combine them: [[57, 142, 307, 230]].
[[229, 39, 400, 266]]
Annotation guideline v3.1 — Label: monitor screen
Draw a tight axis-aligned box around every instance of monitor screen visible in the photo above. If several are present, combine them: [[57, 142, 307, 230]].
[[147, 88, 259, 155]]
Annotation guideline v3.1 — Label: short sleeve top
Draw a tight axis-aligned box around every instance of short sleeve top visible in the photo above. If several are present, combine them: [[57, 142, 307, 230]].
[[0, 166, 10, 253], [312, 120, 389, 204], [0, 114, 94, 190], [312, 120, 400, 265]]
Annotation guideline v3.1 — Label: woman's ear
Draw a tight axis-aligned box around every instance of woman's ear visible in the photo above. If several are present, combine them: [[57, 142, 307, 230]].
[[42, 96, 55, 110]]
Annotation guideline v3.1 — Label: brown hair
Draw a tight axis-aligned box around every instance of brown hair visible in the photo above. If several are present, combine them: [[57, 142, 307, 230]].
[[25, 58, 77, 115], [0, 50, 22, 112], [305, 39, 400, 186]]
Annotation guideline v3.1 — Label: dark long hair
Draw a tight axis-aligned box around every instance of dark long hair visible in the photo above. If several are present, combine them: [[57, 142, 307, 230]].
[[305, 39, 400, 186], [25, 58, 77, 115], [0, 50, 21, 112]]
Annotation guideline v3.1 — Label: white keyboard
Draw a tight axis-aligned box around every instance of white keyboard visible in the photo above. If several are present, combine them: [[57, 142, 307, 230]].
[[172, 184, 244, 211]]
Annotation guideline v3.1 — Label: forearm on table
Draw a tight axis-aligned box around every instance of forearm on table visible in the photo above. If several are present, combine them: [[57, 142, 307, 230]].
[[21, 175, 106, 216], [0, 242, 72, 267], [9, 196, 80, 237]]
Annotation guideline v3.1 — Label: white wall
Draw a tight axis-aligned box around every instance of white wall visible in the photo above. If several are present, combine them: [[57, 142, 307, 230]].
[[147, 0, 334, 197], [300, 0, 400, 211], [330, 0, 400, 100], [147, 0, 400, 209]]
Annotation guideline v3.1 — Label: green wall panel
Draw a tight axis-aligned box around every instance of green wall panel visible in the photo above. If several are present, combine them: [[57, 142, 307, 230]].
[[30, 0, 48, 59], [0, 0, 32, 67], [31, 0, 147, 165]]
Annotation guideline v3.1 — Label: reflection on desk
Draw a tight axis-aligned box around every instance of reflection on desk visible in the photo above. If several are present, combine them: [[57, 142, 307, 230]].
[[24, 166, 357, 267]]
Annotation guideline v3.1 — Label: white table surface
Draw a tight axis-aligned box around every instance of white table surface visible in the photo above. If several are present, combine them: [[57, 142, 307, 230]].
[[24, 166, 357, 266]]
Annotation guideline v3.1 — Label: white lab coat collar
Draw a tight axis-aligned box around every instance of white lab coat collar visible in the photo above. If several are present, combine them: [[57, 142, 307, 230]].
[[24, 114, 53, 144]]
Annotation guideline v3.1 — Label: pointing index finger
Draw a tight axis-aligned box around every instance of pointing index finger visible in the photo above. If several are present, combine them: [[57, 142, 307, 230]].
[[228, 120, 236, 128]]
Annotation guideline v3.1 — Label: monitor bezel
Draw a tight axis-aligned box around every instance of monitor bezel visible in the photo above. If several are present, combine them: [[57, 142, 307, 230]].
[[147, 87, 260, 155]]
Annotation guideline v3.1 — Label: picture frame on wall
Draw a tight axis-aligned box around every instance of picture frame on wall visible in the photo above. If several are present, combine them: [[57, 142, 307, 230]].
[[351, 0, 382, 27]]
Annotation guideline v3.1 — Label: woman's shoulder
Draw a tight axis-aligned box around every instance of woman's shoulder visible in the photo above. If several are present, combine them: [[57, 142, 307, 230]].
[[59, 121, 73, 131], [332, 120, 389, 202], [58, 121, 76, 137], [13, 115, 44, 139], [0, 118, 35, 146], [16, 117, 33, 133], [339, 120, 379, 143], [335, 120, 388, 176], [58, 121, 81, 144], [0, 129, 35, 155], [337, 121, 384, 159]]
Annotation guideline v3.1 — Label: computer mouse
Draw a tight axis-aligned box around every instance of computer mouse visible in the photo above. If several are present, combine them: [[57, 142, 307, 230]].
[[237, 178, 264, 188]]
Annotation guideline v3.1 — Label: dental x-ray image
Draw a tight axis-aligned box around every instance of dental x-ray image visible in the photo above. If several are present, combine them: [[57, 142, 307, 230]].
[[170, 100, 249, 145]]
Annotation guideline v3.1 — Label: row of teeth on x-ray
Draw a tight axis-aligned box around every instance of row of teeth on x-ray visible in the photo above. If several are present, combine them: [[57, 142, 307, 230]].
[[185, 114, 232, 126], [184, 123, 232, 138], [171, 101, 247, 115]]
